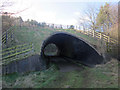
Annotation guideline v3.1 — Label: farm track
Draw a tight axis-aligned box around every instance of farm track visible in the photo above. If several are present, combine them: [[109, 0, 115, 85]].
[[52, 59, 92, 87], [54, 60, 84, 72]]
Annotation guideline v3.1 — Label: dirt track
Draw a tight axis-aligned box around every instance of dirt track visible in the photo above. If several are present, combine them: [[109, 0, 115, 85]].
[[2, 54, 86, 74], [50, 57, 85, 72]]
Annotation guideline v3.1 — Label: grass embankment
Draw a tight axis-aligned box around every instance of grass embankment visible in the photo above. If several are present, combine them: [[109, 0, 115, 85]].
[[13, 26, 55, 54], [3, 59, 118, 88], [2, 26, 118, 88], [13, 26, 97, 54]]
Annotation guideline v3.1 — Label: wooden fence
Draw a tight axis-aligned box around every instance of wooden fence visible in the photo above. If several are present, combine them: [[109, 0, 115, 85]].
[[2, 27, 14, 44], [0, 43, 34, 65], [76, 30, 118, 44], [74, 29, 119, 53]]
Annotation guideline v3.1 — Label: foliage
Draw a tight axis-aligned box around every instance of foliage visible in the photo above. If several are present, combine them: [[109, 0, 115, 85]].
[[96, 3, 112, 33], [96, 3, 118, 39], [79, 3, 118, 39], [2, 15, 14, 33], [69, 25, 74, 29]]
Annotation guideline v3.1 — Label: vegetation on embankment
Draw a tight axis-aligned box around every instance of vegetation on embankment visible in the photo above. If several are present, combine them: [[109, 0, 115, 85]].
[[2, 58, 118, 88], [13, 26, 55, 54], [2, 26, 118, 88], [13, 26, 97, 54]]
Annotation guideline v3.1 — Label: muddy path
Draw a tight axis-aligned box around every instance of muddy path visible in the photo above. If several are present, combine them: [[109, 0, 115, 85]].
[[50, 58, 93, 88], [58, 62, 84, 72], [50, 57, 85, 72]]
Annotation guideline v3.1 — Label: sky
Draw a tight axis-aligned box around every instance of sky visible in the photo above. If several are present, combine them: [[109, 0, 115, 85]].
[[1, 0, 119, 25]]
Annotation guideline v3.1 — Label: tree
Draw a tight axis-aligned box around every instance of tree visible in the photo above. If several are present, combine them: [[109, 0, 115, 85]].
[[2, 15, 14, 32], [107, 3, 118, 39], [18, 16, 23, 28], [41, 22, 46, 27], [96, 3, 112, 33], [0, 0, 14, 11], [79, 5, 98, 31], [60, 25, 63, 29], [96, 2, 118, 39], [69, 25, 74, 29], [1, 0, 15, 32]]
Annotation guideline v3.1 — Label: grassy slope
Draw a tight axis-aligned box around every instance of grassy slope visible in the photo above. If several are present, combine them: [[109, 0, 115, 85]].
[[2, 26, 118, 88], [13, 26, 55, 54], [3, 59, 118, 88], [13, 26, 97, 54]]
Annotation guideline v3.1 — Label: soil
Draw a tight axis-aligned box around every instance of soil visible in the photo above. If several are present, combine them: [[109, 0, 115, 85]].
[[50, 57, 85, 72]]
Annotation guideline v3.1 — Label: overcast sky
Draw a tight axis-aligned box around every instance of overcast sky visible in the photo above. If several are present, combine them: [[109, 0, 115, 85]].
[[2, 0, 119, 25]]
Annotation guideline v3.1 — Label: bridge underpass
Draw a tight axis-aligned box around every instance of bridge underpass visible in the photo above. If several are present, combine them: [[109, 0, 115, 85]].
[[41, 32, 105, 68]]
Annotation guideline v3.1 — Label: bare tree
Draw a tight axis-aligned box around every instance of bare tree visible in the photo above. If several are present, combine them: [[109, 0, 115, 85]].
[[79, 20, 88, 31], [1, 0, 15, 32], [79, 4, 99, 31], [0, 0, 14, 12]]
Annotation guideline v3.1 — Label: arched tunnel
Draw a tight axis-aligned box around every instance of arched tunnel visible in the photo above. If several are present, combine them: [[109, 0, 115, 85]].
[[40, 32, 104, 68]]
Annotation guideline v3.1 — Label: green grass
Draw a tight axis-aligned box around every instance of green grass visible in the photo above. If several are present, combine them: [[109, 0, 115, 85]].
[[13, 26, 98, 54], [2, 26, 118, 88], [13, 26, 55, 54], [2, 59, 118, 88], [3, 73, 20, 84], [63, 29, 97, 45]]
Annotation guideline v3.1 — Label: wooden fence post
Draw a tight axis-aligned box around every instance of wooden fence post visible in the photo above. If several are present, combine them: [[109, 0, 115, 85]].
[[11, 29, 13, 41], [32, 43, 34, 54], [99, 33, 102, 39], [93, 30, 95, 37], [88, 30, 89, 36], [106, 36, 111, 52], [6, 32, 7, 44], [15, 45, 18, 60], [108, 36, 110, 43], [15, 46, 18, 73]]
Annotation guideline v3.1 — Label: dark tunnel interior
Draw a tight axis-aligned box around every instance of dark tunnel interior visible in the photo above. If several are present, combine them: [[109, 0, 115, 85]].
[[41, 32, 104, 67]]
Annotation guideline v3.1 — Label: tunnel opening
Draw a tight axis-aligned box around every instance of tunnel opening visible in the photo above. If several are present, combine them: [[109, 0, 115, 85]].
[[41, 32, 104, 68]]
